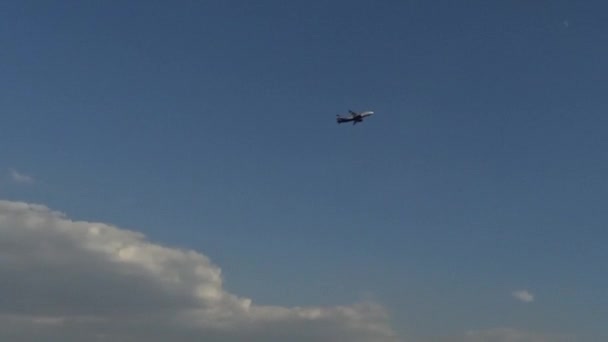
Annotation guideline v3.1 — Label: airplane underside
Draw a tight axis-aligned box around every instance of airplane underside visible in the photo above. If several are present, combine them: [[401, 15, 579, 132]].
[[336, 117, 363, 124]]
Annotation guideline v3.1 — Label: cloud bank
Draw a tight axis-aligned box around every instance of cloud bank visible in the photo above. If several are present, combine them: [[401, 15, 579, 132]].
[[0, 200, 399, 342]]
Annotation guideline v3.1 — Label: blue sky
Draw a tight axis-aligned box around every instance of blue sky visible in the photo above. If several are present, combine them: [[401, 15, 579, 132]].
[[1, 1, 607, 340]]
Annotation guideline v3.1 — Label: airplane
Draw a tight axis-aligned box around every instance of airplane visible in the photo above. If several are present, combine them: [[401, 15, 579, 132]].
[[336, 110, 374, 125]]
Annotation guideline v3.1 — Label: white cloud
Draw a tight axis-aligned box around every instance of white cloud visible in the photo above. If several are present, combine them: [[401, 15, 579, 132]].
[[9, 169, 34, 184], [0, 200, 400, 342], [512, 290, 534, 303]]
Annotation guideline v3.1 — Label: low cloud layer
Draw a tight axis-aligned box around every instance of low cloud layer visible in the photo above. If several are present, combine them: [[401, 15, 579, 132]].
[[423, 328, 575, 342], [0, 200, 399, 341]]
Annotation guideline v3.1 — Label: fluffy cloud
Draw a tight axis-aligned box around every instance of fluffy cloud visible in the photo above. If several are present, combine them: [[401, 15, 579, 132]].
[[0, 200, 399, 342], [512, 290, 534, 303]]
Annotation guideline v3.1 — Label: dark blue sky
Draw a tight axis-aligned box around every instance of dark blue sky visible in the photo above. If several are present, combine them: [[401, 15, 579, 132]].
[[1, 1, 607, 340]]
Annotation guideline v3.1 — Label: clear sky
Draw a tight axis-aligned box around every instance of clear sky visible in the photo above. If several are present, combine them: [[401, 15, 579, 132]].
[[1, 1, 607, 341]]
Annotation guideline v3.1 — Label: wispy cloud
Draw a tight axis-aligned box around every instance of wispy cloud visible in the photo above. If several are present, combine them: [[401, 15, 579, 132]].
[[9, 169, 34, 184], [512, 290, 534, 303], [422, 327, 576, 342]]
